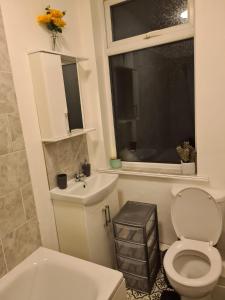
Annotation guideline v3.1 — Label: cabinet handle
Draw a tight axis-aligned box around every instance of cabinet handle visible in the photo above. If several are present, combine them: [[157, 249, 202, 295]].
[[64, 112, 70, 133], [106, 205, 111, 224], [102, 208, 108, 227]]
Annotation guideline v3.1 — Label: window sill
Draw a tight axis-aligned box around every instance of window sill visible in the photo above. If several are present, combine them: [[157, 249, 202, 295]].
[[98, 168, 209, 183]]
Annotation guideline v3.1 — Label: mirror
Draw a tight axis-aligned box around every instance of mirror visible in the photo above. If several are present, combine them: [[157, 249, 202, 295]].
[[62, 62, 83, 131]]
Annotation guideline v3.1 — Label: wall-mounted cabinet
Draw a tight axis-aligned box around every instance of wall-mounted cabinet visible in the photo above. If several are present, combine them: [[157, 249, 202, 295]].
[[28, 50, 91, 142]]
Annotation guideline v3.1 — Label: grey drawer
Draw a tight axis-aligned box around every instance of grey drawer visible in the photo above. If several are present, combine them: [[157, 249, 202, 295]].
[[124, 273, 150, 293], [117, 255, 148, 277], [115, 240, 147, 260], [114, 219, 155, 244], [115, 227, 157, 260], [123, 258, 159, 293]]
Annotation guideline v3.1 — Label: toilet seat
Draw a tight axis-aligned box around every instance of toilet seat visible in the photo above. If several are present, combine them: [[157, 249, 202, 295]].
[[164, 238, 222, 288], [171, 187, 223, 245]]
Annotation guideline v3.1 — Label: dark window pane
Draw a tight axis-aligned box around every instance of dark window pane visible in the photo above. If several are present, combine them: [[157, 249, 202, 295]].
[[62, 63, 83, 130], [109, 38, 195, 164], [111, 0, 188, 41]]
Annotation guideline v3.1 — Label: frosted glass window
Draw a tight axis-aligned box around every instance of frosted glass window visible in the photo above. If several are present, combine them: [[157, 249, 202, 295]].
[[109, 38, 195, 163], [110, 0, 188, 41]]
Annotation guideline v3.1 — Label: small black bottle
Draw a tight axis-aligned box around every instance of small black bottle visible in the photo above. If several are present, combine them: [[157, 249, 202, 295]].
[[82, 160, 91, 177]]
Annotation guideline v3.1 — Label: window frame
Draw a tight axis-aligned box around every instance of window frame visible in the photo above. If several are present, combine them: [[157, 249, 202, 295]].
[[104, 0, 194, 49], [102, 0, 196, 173]]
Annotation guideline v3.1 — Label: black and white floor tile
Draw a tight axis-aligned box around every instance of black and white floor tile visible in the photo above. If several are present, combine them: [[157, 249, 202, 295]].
[[126, 268, 174, 300]]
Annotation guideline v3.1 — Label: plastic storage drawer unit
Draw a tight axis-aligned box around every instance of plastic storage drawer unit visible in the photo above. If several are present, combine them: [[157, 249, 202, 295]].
[[113, 201, 160, 293]]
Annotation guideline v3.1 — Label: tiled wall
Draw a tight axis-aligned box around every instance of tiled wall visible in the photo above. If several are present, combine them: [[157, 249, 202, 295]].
[[43, 135, 89, 189], [0, 9, 41, 278]]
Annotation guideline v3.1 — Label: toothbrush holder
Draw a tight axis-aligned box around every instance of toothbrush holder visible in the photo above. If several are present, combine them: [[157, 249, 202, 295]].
[[56, 173, 67, 189]]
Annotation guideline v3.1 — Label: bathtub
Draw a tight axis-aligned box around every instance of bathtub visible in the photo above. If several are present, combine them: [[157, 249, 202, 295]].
[[0, 247, 126, 300]]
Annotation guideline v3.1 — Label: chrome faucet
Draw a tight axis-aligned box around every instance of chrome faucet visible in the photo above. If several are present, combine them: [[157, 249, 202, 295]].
[[74, 172, 85, 182], [74, 171, 87, 188]]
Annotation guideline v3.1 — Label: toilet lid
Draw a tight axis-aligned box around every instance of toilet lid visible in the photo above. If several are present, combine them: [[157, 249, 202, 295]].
[[171, 187, 223, 245]]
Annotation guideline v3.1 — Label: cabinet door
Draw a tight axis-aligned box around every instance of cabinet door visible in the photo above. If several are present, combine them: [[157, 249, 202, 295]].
[[29, 52, 69, 140], [53, 200, 89, 260], [106, 188, 120, 219], [105, 188, 120, 267], [85, 199, 114, 268]]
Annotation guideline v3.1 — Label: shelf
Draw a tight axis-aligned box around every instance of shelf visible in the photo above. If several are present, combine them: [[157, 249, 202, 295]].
[[98, 168, 209, 183], [42, 128, 95, 143], [28, 49, 88, 64]]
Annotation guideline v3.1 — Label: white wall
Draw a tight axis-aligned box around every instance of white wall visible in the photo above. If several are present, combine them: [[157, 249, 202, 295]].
[[2, 0, 225, 254], [195, 0, 225, 189], [90, 0, 225, 250], [0, 0, 58, 249], [195, 0, 225, 251], [0, 0, 108, 249], [73, 0, 108, 170]]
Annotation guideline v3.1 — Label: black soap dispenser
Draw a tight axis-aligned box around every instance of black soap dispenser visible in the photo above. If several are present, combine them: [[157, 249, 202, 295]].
[[82, 159, 91, 177]]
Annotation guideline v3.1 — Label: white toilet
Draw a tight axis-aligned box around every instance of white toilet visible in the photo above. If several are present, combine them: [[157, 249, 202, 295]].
[[163, 185, 225, 300]]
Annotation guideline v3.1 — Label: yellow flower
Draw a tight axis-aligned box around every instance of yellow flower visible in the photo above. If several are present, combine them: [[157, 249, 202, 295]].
[[50, 9, 64, 18], [37, 7, 66, 30], [37, 14, 51, 24], [52, 17, 66, 27]]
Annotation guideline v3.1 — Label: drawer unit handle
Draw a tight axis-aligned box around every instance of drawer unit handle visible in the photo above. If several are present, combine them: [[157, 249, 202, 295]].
[[106, 205, 111, 224]]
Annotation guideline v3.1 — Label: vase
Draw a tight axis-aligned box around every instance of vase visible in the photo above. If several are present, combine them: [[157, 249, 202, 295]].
[[181, 161, 195, 175], [51, 31, 58, 51]]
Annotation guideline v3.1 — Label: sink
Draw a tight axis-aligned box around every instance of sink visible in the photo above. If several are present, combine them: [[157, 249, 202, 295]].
[[50, 172, 119, 206]]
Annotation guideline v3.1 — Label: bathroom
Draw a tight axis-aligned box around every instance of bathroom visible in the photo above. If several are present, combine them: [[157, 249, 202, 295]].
[[0, 0, 225, 299]]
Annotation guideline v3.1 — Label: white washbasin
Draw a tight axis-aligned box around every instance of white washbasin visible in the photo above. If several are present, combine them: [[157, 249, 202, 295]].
[[50, 172, 118, 206]]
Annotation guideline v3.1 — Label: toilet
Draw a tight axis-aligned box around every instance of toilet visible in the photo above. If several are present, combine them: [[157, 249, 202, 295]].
[[163, 185, 225, 300]]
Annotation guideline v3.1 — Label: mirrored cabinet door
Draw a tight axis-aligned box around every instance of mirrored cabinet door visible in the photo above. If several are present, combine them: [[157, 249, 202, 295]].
[[62, 63, 83, 131]]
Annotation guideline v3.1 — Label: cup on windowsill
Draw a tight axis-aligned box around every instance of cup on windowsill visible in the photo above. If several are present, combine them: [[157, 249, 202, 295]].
[[110, 158, 122, 169]]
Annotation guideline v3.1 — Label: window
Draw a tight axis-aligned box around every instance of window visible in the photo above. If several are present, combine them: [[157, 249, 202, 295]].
[[106, 0, 195, 166], [111, 0, 188, 41], [109, 38, 195, 163], [105, 0, 193, 47]]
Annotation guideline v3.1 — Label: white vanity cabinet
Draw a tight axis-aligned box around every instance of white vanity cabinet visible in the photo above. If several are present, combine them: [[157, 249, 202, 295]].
[[53, 187, 120, 268]]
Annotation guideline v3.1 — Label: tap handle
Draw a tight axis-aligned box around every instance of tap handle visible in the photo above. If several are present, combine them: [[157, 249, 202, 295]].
[[74, 172, 85, 181], [74, 173, 79, 181], [79, 171, 85, 177]]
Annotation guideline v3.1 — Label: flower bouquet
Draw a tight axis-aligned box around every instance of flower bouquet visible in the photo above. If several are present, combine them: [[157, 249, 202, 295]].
[[37, 5, 66, 50]]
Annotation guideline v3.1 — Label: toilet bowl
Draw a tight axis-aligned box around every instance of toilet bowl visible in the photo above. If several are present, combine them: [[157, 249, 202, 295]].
[[163, 186, 225, 300], [164, 238, 222, 300]]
